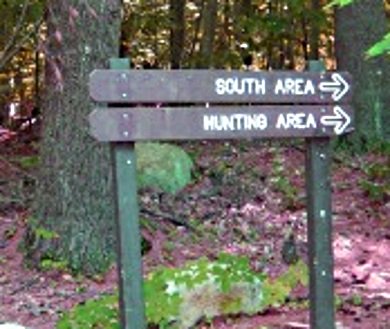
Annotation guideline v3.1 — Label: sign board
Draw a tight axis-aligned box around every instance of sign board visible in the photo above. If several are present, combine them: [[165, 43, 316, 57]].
[[89, 105, 353, 141], [88, 59, 354, 329], [89, 70, 352, 104]]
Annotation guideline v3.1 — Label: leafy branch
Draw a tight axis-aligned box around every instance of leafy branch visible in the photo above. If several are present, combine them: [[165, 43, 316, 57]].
[[0, 0, 43, 71], [325, 0, 390, 57]]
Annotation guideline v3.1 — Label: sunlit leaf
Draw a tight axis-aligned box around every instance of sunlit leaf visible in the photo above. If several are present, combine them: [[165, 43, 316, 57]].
[[324, 0, 354, 9], [366, 32, 390, 57]]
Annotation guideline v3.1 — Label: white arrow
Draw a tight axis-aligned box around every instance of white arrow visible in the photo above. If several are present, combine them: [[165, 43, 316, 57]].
[[319, 73, 350, 101], [321, 106, 351, 135]]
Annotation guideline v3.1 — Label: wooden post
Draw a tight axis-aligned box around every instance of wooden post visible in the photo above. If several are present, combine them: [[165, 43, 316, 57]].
[[109, 58, 146, 329], [306, 60, 335, 329]]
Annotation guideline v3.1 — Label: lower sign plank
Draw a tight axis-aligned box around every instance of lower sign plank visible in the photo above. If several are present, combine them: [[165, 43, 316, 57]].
[[89, 105, 354, 142]]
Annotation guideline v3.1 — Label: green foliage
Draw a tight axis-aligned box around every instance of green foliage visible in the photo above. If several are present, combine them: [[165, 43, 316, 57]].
[[335, 292, 364, 310], [325, 0, 354, 8], [270, 153, 300, 210], [367, 32, 390, 57], [40, 259, 68, 271], [350, 293, 363, 306], [34, 227, 59, 240], [136, 143, 194, 194], [57, 294, 119, 329], [57, 255, 309, 329], [33, 228, 69, 271], [262, 260, 308, 308], [359, 162, 390, 202], [21, 223, 71, 272], [14, 155, 40, 169], [325, 0, 389, 57], [0, 0, 44, 68]]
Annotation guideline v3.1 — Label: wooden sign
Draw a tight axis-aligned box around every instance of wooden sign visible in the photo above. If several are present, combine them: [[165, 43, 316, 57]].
[[88, 59, 354, 329], [89, 105, 353, 141], [89, 69, 352, 104]]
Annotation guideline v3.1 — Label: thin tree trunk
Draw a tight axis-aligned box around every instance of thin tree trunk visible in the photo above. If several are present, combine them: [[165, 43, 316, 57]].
[[169, 0, 186, 68], [197, 0, 218, 68], [335, 0, 390, 145], [188, 0, 205, 65], [309, 0, 320, 60]]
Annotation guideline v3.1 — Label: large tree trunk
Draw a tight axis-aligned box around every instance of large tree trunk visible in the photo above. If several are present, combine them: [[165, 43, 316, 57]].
[[24, 0, 122, 275], [335, 0, 390, 146], [169, 0, 186, 69]]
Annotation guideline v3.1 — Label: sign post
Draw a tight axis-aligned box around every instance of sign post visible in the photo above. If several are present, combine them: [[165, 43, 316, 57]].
[[108, 59, 146, 329], [306, 60, 335, 329], [88, 60, 353, 329]]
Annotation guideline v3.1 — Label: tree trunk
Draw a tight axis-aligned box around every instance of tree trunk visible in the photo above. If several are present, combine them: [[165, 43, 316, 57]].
[[335, 0, 390, 146], [169, 0, 186, 68], [24, 0, 122, 275], [197, 0, 218, 68], [309, 0, 320, 60]]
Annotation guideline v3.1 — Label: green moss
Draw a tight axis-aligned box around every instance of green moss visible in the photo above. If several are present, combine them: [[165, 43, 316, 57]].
[[13, 155, 40, 169], [136, 142, 194, 194], [57, 256, 308, 329]]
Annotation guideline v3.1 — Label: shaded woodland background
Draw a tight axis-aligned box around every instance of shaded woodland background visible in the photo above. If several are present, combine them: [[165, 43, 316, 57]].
[[0, 1, 389, 328], [0, 0, 389, 278]]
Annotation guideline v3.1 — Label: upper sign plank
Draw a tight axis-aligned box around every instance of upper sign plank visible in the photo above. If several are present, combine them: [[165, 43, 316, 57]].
[[89, 70, 352, 104]]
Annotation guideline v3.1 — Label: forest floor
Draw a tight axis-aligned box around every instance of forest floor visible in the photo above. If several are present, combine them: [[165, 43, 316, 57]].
[[0, 127, 389, 329]]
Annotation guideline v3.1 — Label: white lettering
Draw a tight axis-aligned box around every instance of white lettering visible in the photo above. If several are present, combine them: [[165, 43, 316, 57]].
[[274, 79, 285, 95], [255, 79, 266, 94], [295, 79, 304, 95], [203, 115, 215, 130], [221, 115, 235, 130], [294, 113, 306, 129], [276, 112, 317, 130], [215, 78, 225, 95], [203, 114, 268, 131], [306, 113, 316, 128], [285, 78, 295, 94], [305, 80, 315, 95], [274, 78, 316, 95], [234, 114, 245, 130], [214, 77, 266, 96], [247, 115, 258, 130]]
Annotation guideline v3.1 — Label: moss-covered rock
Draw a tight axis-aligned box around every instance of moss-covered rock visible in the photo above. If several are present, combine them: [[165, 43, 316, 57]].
[[136, 142, 193, 194], [56, 256, 308, 329], [145, 254, 264, 328]]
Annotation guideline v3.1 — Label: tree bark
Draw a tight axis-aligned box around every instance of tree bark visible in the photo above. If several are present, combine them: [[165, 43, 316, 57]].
[[24, 0, 122, 275], [309, 0, 320, 60], [197, 0, 218, 68], [335, 0, 390, 145]]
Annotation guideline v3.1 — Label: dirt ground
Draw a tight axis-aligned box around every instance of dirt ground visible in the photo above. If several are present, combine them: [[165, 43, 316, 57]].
[[0, 132, 389, 329]]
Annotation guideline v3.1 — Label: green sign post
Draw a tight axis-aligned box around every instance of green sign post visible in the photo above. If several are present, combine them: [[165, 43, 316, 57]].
[[89, 58, 353, 329]]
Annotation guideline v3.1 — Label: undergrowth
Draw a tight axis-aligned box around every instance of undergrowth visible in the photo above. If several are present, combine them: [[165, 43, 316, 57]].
[[57, 255, 308, 329], [359, 162, 389, 202]]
